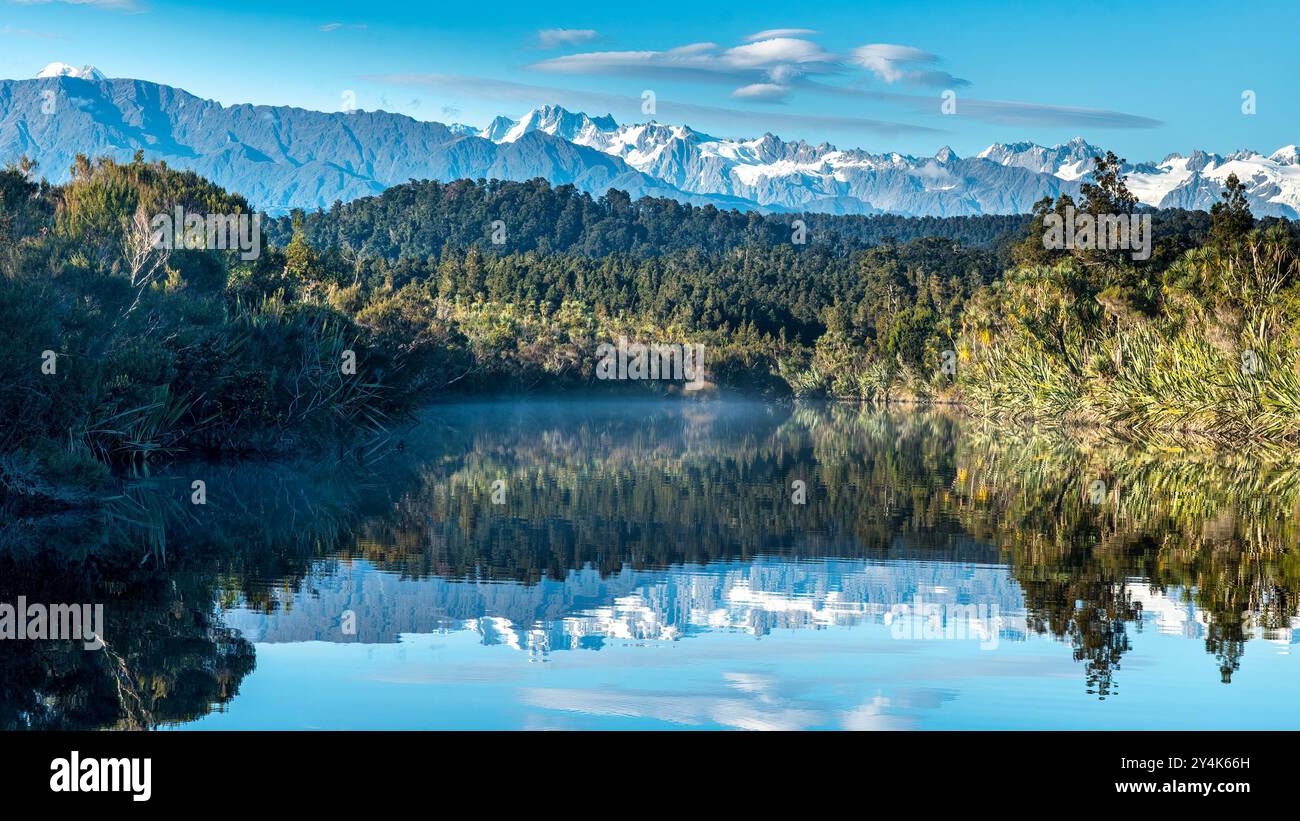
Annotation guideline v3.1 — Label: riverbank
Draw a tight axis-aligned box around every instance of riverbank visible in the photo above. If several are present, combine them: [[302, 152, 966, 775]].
[[4, 157, 1300, 516]]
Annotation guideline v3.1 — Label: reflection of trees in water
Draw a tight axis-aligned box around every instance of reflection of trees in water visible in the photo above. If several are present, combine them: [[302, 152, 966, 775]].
[[0, 450, 425, 729], [354, 401, 975, 582], [953, 429, 1300, 691], [0, 514, 254, 730], [381, 402, 1300, 694], [7, 400, 1300, 726]]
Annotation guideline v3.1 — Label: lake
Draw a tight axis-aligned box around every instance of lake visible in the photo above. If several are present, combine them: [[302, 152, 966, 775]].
[[4, 398, 1298, 730]]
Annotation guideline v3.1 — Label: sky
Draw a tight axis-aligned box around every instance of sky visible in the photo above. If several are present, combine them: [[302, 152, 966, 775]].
[[2, 0, 1296, 160]]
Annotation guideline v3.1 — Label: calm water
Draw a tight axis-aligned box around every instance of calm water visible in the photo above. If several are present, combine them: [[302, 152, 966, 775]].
[[4, 399, 1299, 730]]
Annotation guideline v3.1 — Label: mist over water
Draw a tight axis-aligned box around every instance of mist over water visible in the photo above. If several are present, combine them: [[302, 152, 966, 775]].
[[4, 398, 1299, 730]]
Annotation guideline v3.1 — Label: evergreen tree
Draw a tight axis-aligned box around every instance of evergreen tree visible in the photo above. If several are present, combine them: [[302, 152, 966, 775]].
[[1210, 172, 1254, 252]]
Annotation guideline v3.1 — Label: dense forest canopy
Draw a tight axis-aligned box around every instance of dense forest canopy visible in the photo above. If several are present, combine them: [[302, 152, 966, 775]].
[[265, 177, 1035, 259], [267, 175, 1242, 268], [3, 153, 1300, 512]]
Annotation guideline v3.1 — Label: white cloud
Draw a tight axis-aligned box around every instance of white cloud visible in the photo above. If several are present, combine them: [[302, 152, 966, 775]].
[[721, 37, 830, 68], [536, 28, 600, 49], [732, 83, 791, 102], [532, 37, 839, 103], [536, 38, 833, 76], [13, 0, 143, 12], [383, 24, 1157, 135], [1, 24, 61, 38], [799, 76, 1161, 129], [743, 28, 818, 42], [665, 42, 718, 57], [521, 686, 824, 731], [851, 43, 967, 87], [533, 47, 733, 79], [366, 72, 944, 137], [854, 44, 932, 82]]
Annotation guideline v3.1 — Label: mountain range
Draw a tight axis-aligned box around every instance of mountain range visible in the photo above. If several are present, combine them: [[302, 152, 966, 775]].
[[2, 65, 1297, 218]]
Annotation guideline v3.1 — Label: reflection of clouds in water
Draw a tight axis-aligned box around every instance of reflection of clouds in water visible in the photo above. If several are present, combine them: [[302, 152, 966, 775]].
[[843, 696, 910, 731], [522, 675, 937, 730], [723, 671, 779, 701], [521, 682, 824, 730], [521, 714, 580, 731]]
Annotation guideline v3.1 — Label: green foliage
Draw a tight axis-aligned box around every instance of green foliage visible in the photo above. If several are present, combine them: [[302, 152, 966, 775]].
[[0, 157, 414, 510], [961, 211, 1300, 441], [265, 197, 1005, 401], [7, 157, 1300, 512], [267, 176, 1029, 259]]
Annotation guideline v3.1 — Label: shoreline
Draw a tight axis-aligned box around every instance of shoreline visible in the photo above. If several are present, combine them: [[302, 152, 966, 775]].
[[7, 393, 1294, 519]]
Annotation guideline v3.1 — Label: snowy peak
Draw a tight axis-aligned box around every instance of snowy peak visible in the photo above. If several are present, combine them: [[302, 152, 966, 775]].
[[1182, 150, 1224, 173], [973, 137, 1300, 217], [977, 137, 1104, 180], [496, 105, 620, 145], [472, 106, 1098, 215], [3, 71, 1296, 219], [36, 62, 106, 81], [480, 115, 517, 142], [505, 104, 1300, 218], [1270, 145, 1300, 166]]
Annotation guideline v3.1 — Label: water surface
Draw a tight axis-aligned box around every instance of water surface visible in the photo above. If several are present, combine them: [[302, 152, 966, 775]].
[[4, 400, 1298, 730]]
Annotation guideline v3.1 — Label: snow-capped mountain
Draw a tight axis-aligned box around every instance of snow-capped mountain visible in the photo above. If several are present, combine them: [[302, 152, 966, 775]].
[[979, 139, 1300, 218], [35, 62, 105, 81], [977, 137, 1105, 180], [482, 105, 1082, 216], [1270, 145, 1300, 166], [480, 115, 518, 142], [222, 555, 1028, 647], [486, 105, 1300, 218], [0, 75, 755, 214], [0, 69, 1295, 218], [489, 104, 619, 145]]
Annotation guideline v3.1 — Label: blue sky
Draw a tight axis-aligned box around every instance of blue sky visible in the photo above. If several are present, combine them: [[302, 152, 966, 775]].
[[2, 0, 1296, 159]]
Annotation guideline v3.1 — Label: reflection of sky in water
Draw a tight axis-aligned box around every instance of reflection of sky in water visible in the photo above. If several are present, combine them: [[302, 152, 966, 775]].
[[191, 557, 1300, 730]]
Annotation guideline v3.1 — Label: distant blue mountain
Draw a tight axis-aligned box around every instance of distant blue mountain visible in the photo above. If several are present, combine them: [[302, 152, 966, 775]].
[[0, 74, 758, 214], [3, 71, 1295, 218]]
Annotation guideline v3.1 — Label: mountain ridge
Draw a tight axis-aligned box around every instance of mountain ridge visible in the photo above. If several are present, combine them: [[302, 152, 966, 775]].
[[0, 75, 756, 215], [488, 105, 1300, 219], [0, 71, 1295, 218]]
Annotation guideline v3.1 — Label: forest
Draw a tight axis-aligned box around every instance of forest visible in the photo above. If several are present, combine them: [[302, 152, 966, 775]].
[[2, 151, 1298, 512]]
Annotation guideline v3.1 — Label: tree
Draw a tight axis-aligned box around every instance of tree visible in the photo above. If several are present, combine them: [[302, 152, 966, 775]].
[[1079, 151, 1137, 215], [283, 212, 317, 279], [1210, 173, 1253, 252], [121, 205, 170, 313], [1012, 194, 1075, 267], [1076, 152, 1145, 276]]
